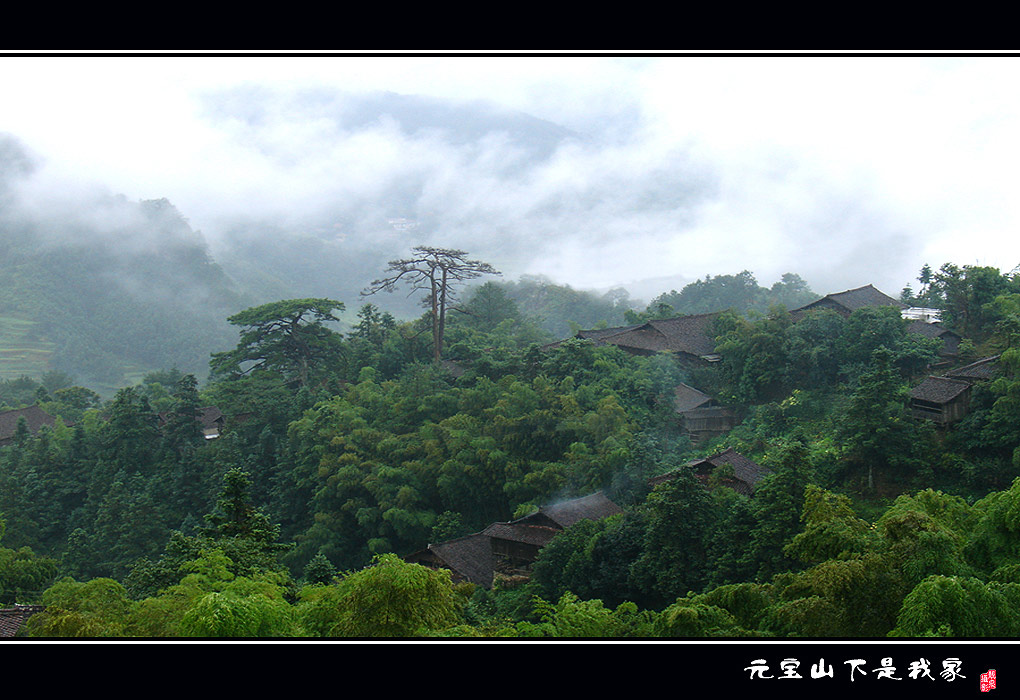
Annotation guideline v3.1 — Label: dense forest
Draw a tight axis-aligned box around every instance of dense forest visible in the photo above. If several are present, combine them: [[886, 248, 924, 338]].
[[2, 251, 1020, 639]]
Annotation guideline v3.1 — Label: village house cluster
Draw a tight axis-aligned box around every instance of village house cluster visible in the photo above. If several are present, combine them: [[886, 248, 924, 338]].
[[2, 282, 999, 622], [405, 448, 771, 588]]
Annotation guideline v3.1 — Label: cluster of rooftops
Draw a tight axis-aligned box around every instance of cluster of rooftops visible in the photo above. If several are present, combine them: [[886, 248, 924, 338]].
[[541, 284, 992, 431], [405, 447, 770, 589], [0, 283, 1000, 615], [543, 284, 960, 362], [405, 284, 996, 589]]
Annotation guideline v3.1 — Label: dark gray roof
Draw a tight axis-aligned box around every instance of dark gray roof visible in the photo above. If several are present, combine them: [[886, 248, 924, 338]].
[[518, 491, 624, 529], [426, 533, 494, 588], [673, 383, 714, 413], [650, 448, 770, 495], [945, 355, 1000, 383], [793, 284, 907, 316], [906, 320, 959, 340], [157, 406, 224, 430], [696, 448, 771, 493], [0, 406, 57, 444], [910, 376, 972, 404], [480, 522, 561, 547], [577, 324, 643, 342], [561, 313, 721, 358]]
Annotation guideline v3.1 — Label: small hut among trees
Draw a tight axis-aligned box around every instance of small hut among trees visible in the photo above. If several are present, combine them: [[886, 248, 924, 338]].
[[542, 313, 723, 365], [0, 406, 58, 447], [403, 492, 623, 588], [649, 448, 770, 496], [672, 383, 737, 446], [790, 284, 907, 320], [909, 376, 973, 426]]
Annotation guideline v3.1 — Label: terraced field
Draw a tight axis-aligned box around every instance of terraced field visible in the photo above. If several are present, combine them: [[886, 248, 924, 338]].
[[0, 315, 56, 380]]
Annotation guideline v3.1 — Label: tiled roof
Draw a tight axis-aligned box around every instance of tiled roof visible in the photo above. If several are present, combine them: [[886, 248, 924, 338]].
[[673, 383, 714, 413], [704, 448, 770, 486], [562, 313, 721, 358], [157, 406, 224, 430], [650, 448, 771, 495], [945, 355, 1000, 383], [406, 492, 622, 588], [480, 522, 561, 547], [905, 320, 958, 340], [519, 491, 624, 529], [793, 284, 907, 316], [577, 325, 643, 342], [0, 406, 57, 444], [0, 606, 45, 638], [427, 533, 494, 588], [910, 376, 972, 404]]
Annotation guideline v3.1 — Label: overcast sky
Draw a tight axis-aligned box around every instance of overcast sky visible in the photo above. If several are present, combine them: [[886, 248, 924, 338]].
[[2, 53, 1018, 302]]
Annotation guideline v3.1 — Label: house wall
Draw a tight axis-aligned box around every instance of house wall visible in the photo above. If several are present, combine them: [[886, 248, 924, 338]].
[[911, 391, 971, 426], [682, 407, 736, 445], [491, 538, 542, 563]]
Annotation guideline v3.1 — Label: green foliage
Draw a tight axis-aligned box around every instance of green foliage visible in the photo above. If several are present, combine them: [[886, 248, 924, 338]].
[[784, 485, 878, 565], [210, 298, 345, 388], [363, 247, 499, 364], [649, 270, 814, 317], [654, 598, 750, 637], [177, 576, 300, 638], [923, 263, 1018, 340], [629, 471, 716, 607], [27, 577, 135, 637], [514, 593, 657, 638], [891, 575, 1020, 637], [303, 553, 336, 585], [744, 441, 818, 580], [299, 553, 466, 637], [836, 347, 922, 491], [0, 544, 58, 604], [6, 258, 1020, 640], [202, 468, 280, 544], [498, 275, 633, 339], [964, 477, 1020, 575]]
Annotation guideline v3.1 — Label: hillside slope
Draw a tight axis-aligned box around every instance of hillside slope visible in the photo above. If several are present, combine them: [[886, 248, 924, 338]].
[[1, 136, 246, 392]]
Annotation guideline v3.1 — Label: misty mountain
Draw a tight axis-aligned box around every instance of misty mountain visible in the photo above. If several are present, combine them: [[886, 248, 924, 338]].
[[0, 135, 245, 392], [200, 88, 596, 317]]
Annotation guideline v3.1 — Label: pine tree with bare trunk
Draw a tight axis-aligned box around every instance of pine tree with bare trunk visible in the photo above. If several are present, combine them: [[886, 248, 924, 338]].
[[362, 246, 500, 363]]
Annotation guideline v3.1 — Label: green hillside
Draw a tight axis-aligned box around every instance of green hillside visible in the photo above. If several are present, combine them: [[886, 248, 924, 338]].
[[0, 195, 247, 395], [0, 315, 56, 379]]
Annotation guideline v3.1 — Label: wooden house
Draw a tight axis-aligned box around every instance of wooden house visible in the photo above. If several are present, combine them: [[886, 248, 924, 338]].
[[403, 533, 495, 588], [0, 406, 58, 447], [790, 284, 907, 320], [0, 605, 45, 638], [481, 522, 562, 574], [909, 376, 973, 426], [512, 491, 624, 530], [672, 383, 737, 446], [404, 491, 623, 588], [649, 447, 770, 496], [910, 355, 1000, 426], [905, 320, 962, 359], [543, 313, 723, 365]]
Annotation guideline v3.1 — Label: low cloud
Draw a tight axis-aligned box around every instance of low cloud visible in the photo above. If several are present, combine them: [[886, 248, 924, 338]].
[[2, 56, 1018, 308]]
